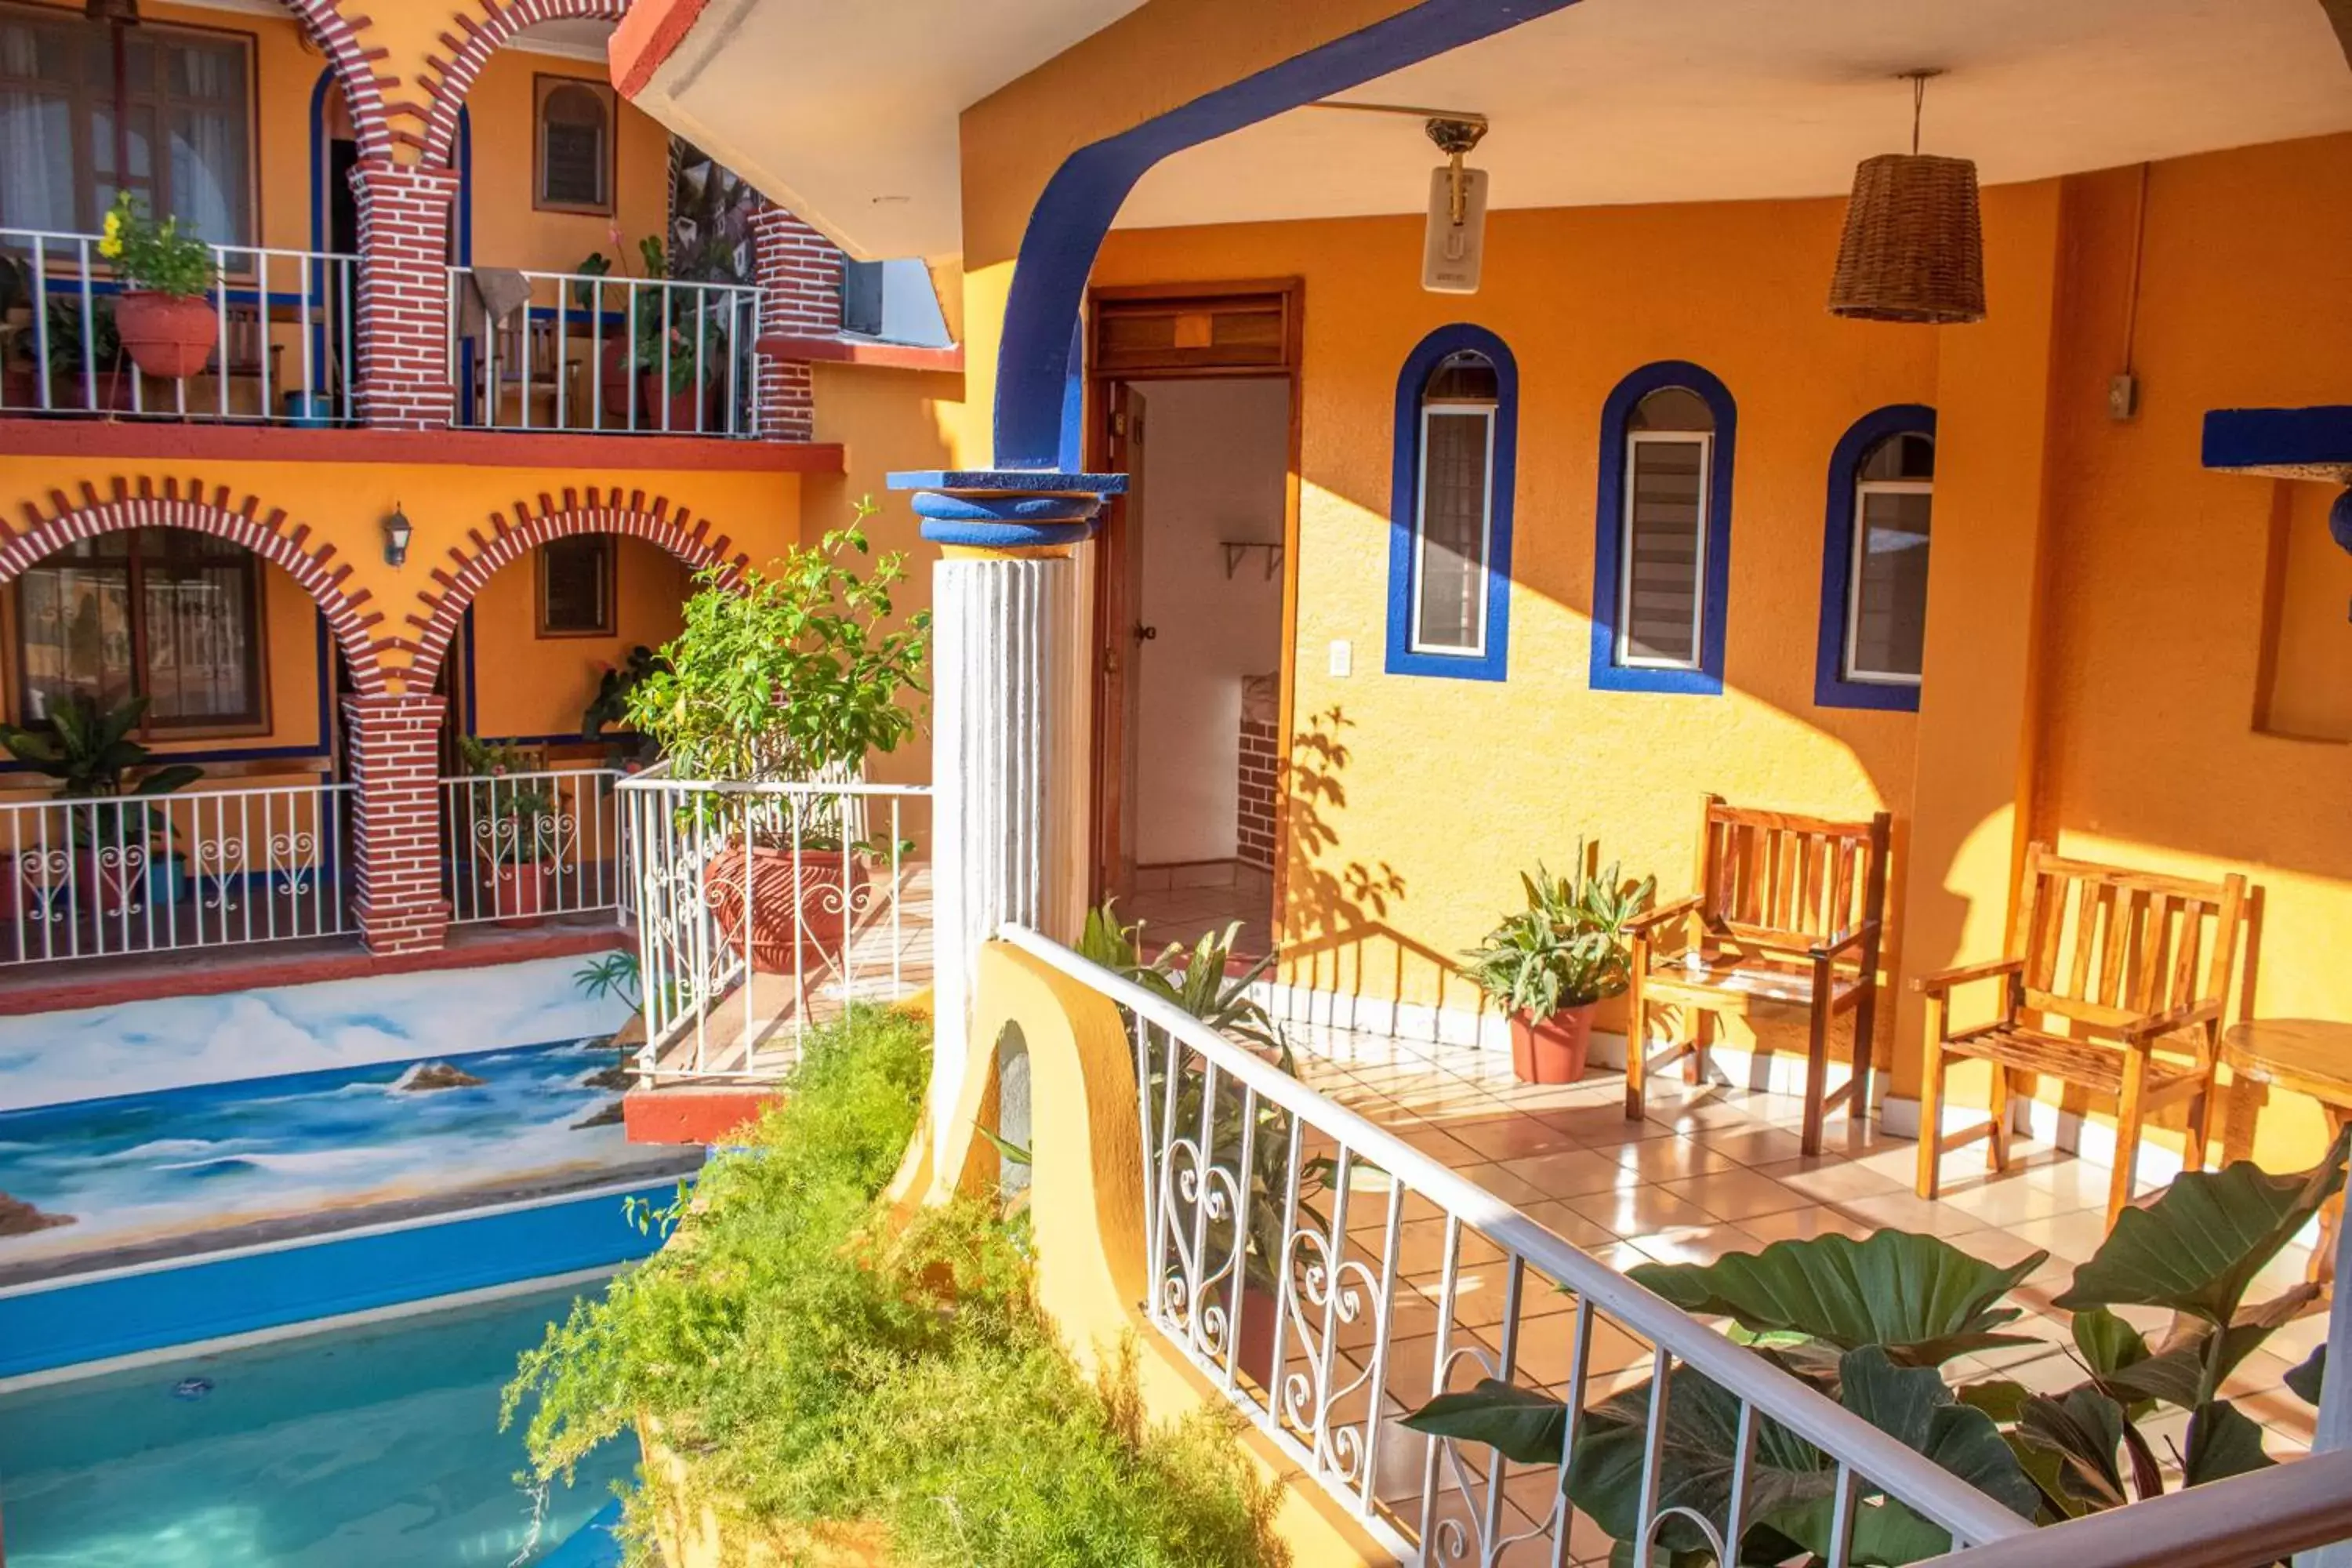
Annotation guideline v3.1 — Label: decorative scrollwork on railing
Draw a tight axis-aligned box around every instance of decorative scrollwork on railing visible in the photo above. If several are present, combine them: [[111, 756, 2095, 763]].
[[1426, 1341, 1566, 1565], [13, 848, 71, 926], [471, 809, 579, 869], [1156, 1138, 1247, 1368], [268, 829, 321, 902], [196, 837, 246, 913], [1278, 1222, 1385, 1485]]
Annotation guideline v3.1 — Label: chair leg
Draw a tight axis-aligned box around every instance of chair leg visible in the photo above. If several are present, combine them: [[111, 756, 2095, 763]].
[[1801, 989, 1831, 1158], [1916, 1044, 1948, 1200], [1624, 989, 1647, 1123], [1687, 1009, 1712, 1087], [1987, 1064, 2013, 1174], [1849, 976, 1878, 1134], [2108, 1050, 2151, 1228]]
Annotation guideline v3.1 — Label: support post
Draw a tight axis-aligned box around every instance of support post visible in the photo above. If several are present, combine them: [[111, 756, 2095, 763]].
[[748, 204, 843, 441], [2299, 1229, 2352, 1568], [350, 160, 459, 430], [343, 693, 451, 955], [887, 469, 1126, 1134]]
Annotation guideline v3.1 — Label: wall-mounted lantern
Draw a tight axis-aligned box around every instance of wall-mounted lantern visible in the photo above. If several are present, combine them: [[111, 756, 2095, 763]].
[[382, 505, 412, 568]]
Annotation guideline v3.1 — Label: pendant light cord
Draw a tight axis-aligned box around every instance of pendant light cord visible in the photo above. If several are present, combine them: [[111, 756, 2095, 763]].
[[1911, 71, 1926, 155]]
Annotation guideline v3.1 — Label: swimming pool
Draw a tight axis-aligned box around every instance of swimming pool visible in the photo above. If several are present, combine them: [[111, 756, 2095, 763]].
[[0, 1282, 633, 1567]]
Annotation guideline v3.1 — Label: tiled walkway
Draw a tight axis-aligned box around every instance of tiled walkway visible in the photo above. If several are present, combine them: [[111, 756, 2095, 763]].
[[1283, 1023, 2324, 1483]]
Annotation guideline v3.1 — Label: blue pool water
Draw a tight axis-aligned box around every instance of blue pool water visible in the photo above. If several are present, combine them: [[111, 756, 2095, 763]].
[[0, 1283, 635, 1566]]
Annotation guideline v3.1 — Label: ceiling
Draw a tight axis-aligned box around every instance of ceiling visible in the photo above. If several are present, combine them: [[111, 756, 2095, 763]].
[[626, 0, 1147, 260], [1118, 0, 2352, 230]]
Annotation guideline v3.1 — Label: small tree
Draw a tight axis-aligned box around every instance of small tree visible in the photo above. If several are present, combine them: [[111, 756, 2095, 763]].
[[623, 502, 930, 784]]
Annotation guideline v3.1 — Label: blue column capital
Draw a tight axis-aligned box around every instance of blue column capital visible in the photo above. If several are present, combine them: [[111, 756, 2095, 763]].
[[887, 470, 1128, 548]]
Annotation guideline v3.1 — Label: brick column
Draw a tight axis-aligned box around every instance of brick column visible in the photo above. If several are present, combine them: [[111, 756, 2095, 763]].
[[344, 693, 450, 955], [351, 160, 459, 430], [748, 204, 843, 441]]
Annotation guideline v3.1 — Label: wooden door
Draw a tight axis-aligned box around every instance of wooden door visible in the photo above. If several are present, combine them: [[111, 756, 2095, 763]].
[[1091, 383, 1149, 902]]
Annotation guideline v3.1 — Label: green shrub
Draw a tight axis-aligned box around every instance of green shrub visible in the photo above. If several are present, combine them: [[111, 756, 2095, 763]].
[[506, 1004, 1287, 1567]]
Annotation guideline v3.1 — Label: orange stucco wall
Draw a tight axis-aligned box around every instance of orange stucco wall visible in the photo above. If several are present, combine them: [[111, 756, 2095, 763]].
[[1078, 130, 2352, 1167], [469, 533, 693, 739]]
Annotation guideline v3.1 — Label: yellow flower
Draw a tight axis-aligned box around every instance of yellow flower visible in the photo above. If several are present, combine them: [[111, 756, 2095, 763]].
[[98, 209, 123, 260]]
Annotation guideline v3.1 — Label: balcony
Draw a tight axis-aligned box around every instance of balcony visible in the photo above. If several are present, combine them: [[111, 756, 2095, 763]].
[[1, 228, 356, 423]]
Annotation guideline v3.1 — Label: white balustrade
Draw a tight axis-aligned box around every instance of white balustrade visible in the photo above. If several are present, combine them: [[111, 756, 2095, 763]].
[[445, 267, 760, 437], [1, 229, 358, 423], [998, 924, 2037, 1568], [619, 765, 931, 1084], [440, 768, 626, 926], [0, 782, 353, 963]]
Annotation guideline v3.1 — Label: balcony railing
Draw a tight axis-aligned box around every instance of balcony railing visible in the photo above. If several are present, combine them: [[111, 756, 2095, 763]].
[[619, 766, 930, 1084], [0, 781, 353, 964], [441, 767, 627, 927], [446, 267, 760, 438], [0, 229, 358, 423]]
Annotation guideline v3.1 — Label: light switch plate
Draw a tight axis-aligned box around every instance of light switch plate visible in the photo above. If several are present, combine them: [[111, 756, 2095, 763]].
[[1328, 640, 1352, 677]]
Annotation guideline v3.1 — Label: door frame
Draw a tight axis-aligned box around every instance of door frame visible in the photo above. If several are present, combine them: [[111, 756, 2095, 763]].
[[1082, 277, 1306, 931]]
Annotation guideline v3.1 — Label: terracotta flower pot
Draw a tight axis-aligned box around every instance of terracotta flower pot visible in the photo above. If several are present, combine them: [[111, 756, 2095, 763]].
[[112, 291, 216, 379], [1510, 1002, 1597, 1085], [704, 843, 864, 975], [636, 370, 711, 433], [490, 861, 557, 928]]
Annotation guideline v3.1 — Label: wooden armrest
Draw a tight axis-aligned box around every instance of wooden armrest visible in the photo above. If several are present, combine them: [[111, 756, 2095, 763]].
[[1809, 918, 1880, 963], [1911, 956, 2021, 996], [1628, 894, 1703, 938], [2123, 999, 2223, 1044]]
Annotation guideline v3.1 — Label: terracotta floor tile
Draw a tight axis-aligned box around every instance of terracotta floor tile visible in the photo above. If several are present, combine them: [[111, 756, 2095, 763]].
[[1656, 1170, 1817, 1224]]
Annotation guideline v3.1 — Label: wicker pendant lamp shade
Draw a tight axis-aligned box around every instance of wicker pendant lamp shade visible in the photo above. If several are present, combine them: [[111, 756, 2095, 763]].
[[1828, 74, 1985, 324]]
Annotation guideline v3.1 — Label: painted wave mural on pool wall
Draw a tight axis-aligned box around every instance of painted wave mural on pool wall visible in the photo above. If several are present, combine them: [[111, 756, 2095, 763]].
[[0, 956, 696, 1279]]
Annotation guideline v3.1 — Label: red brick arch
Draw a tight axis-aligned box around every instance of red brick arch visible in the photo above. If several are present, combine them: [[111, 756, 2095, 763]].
[[416, 0, 631, 170], [284, 0, 398, 162], [0, 477, 390, 695], [403, 487, 746, 686]]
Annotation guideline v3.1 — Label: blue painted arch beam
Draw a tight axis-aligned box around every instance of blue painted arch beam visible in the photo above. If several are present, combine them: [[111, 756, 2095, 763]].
[[989, 0, 1584, 470]]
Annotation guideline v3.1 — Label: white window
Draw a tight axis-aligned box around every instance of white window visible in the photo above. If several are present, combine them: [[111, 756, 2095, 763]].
[[1617, 386, 1714, 670], [1410, 350, 1498, 655], [1844, 431, 1933, 684]]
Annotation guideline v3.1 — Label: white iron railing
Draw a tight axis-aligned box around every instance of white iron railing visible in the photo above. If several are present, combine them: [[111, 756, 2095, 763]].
[[619, 766, 930, 1084], [445, 267, 760, 437], [0, 782, 353, 964], [1, 229, 358, 423], [999, 924, 2036, 1566], [441, 768, 626, 926]]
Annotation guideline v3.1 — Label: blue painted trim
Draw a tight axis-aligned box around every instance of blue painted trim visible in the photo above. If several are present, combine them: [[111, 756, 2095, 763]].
[[917, 519, 1096, 548], [1588, 360, 1737, 696], [887, 470, 1127, 493], [542, 1500, 626, 1568], [456, 106, 474, 265], [991, 0, 1584, 466], [1382, 323, 1518, 683], [308, 67, 335, 256], [0, 1181, 680, 1377], [913, 492, 1102, 524], [461, 605, 479, 738], [2201, 405, 2352, 477], [1815, 405, 1935, 713]]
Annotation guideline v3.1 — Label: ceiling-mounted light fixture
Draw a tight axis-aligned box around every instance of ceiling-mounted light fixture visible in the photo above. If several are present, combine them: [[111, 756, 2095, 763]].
[[85, 0, 139, 23], [1828, 71, 1984, 324], [1422, 116, 1489, 295]]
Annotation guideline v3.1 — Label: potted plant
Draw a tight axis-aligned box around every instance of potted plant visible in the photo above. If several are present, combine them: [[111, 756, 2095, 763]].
[[630, 302, 727, 431], [0, 695, 203, 924], [97, 192, 218, 379], [623, 504, 929, 974], [458, 738, 561, 927], [1462, 848, 1654, 1084]]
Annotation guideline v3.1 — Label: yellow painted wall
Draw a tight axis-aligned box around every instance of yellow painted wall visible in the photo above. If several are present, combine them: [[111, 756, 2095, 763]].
[[1093, 196, 1939, 1058], [469, 534, 691, 739], [462, 48, 673, 276]]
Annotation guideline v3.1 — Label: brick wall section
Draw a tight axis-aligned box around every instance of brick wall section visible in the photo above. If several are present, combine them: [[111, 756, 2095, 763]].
[[351, 160, 460, 430], [283, 0, 395, 161], [417, 0, 630, 170], [343, 694, 452, 955], [1238, 715, 1279, 872], [749, 205, 843, 442]]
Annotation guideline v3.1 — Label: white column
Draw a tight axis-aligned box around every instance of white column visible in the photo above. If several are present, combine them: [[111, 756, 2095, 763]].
[[928, 552, 1081, 1131]]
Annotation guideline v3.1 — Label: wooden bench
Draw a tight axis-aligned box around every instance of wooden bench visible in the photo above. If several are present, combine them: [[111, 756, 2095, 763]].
[[1914, 844, 2247, 1226], [1625, 794, 1890, 1155]]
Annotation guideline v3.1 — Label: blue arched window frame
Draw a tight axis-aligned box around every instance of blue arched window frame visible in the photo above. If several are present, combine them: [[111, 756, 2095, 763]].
[[1384, 324, 1519, 683], [1815, 405, 1937, 712], [1588, 361, 1737, 695]]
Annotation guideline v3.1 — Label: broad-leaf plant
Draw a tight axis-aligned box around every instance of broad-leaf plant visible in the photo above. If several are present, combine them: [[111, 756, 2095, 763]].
[[1403, 1128, 2349, 1565], [1462, 845, 1655, 1019]]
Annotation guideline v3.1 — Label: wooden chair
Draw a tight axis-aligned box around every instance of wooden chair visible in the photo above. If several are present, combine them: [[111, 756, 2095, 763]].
[[1624, 795, 1891, 1155], [1914, 844, 2248, 1227]]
